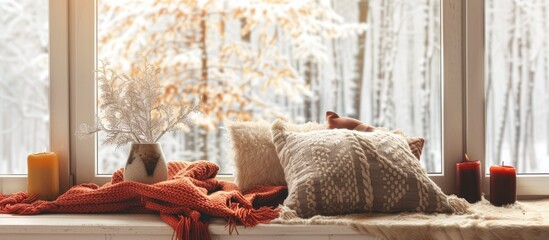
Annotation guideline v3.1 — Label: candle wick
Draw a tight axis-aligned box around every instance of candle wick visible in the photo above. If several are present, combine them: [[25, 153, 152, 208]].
[[502, 161, 504, 166]]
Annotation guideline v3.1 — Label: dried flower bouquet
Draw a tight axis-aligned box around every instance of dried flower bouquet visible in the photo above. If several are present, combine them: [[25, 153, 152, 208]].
[[79, 58, 200, 147]]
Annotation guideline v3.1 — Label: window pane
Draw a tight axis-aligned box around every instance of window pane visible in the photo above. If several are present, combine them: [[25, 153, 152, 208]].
[[97, 0, 442, 175], [486, 0, 549, 174], [0, 0, 49, 175]]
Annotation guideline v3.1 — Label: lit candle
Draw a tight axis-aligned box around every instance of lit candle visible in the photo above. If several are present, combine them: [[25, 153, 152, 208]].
[[456, 154, 481, 203], [489, 162, 516, 206], [27, 152, 59, 201]]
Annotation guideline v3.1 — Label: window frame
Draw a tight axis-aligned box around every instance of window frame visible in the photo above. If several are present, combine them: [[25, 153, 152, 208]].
[[69, 0, 463, 191], [0, 0, 71, 194], [465, 0, 549, 197], [69, 0, 548, 197], [69, 0, 98, 184]]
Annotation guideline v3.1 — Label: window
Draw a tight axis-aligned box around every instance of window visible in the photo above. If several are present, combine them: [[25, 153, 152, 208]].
[[72, 0, 547, 196], [8, 0, 546, 198], [72, 0, 461, 191], [479, 0, 549, 195], [0, 0, 69, 193], [0, 0, 49, 175], [485, 0, 549, 174], [91, 0, 443, 174]]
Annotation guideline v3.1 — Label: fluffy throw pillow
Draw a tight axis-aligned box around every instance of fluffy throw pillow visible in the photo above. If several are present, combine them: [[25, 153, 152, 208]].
[[326, 111, 425, 160], [271, 119, 461, 218], [227, 121, 327, 193]]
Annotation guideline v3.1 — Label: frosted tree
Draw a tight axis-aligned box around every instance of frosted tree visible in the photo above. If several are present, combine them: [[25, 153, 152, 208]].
[[362, 0, 441, 171], [486, 0, 495, 166], [522, 1, 537, 171], [97, 0, 365, 172], [99, 0, 365, 124], [353, 0, 369, 119], [487, 0, 548, 173], [494, 0, 516, 167], [0, 0, 49, 174], [420, 0, 437, 171]]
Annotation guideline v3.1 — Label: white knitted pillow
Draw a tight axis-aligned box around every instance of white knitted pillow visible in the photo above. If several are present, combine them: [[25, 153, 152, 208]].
[[271, 119, 463, 218], [227, 121, 327, 193]]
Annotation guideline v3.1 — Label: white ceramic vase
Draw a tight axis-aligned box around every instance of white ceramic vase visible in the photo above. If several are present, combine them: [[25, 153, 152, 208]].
[[124, 143, 168, 184]]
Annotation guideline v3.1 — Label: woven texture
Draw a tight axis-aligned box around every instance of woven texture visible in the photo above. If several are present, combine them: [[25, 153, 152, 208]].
[[227, 121, 326, 192], [273, 197, 549, 240], [272, 120, 463, 218], [0, 161, 287, 240]]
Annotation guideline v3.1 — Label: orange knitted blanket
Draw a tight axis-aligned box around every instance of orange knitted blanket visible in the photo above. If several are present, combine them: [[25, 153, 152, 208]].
[[0, 161, 288, 240]]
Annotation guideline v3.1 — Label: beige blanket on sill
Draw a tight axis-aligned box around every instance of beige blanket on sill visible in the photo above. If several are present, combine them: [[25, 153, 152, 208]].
[[272, 197, 549, 240]]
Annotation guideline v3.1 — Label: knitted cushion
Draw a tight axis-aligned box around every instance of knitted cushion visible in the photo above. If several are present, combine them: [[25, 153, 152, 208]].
[[271, 119, 457, 218], [227, 121, 327, 193], [351, 124, 425, 160]]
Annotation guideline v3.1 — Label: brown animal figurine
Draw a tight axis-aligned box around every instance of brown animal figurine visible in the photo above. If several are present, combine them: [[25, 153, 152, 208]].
[[325, 111, 424, 160], [326, 111, 375, 132]]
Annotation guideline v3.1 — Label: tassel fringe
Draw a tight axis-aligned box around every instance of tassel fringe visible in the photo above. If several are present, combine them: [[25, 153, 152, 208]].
[[166, 213, 210, 240], [226, 202, 280, 235], [447, 195, 471, 214], [0, 192, 40, 214]]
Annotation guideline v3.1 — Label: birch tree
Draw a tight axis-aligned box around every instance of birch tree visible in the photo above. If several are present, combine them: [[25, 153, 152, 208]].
[[0, 0, 49, 174], [354, 0, 369, 119], [495, 1, 516, 166]]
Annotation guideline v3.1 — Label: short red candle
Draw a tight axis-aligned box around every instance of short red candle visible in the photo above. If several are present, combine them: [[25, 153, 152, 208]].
[[489, 165, 516, 206], [456, 160, 481, 203]]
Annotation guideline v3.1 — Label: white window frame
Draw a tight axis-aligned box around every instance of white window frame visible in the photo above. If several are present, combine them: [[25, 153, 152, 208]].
[[69, 0, 98, 184], [465, 0, 549, 197], [68, 0, 548, 197], [0, 0, 71, 194]]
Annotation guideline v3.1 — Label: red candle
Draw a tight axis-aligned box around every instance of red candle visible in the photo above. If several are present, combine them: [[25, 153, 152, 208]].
[[456, 157, 481, 203], [489, 164, 516, 206]]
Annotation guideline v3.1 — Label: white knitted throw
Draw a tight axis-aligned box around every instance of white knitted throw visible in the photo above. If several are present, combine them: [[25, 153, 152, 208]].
[[273, 197, 549, 240]]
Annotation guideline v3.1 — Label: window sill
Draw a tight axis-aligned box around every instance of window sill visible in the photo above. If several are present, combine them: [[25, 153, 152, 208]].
[[0, 213, 374, 240]]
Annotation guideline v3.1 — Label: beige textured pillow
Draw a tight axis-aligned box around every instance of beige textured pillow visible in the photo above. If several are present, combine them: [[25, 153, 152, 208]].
[[271, 119, 462, 218], [227, 121, 327, 193]]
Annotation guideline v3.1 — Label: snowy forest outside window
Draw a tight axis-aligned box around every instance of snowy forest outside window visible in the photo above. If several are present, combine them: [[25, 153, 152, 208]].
[[0, 0, 49, 175], [96, 0, 443, 175], [485, 0, 549, 174]]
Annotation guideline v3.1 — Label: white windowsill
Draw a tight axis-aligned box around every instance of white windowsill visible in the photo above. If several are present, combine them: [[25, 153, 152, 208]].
[[0, 214, 374, 240]]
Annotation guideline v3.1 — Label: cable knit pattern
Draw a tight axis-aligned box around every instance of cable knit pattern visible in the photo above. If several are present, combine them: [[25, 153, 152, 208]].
[[0, 161, 286, 240], [272, 119, 457, 218]]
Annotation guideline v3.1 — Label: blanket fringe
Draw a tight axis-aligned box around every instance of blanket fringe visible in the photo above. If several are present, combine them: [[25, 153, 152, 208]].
[[0, 163, 288, 240], [447, 195, 471, 214], [167, 212, 210, 240], [226, 202, 280, 235], [0, 192, 40, 214]]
